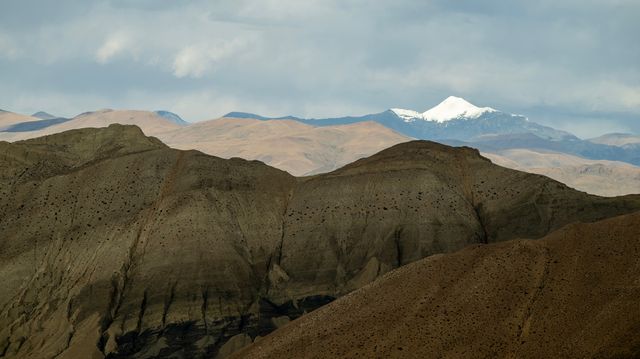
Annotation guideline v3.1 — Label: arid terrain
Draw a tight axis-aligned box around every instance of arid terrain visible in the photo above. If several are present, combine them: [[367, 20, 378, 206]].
[[485, 149, 640, 196], [3, 1, 638, 357], [157, 117, 410, 176], [0, 109, 182, 142], [2, 111, 638, 197], [234, 212, 640, 359], [1, 125, 639, 358]]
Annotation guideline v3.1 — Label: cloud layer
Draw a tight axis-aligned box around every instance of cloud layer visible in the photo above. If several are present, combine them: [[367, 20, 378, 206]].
[[0, 0, 638, 137]]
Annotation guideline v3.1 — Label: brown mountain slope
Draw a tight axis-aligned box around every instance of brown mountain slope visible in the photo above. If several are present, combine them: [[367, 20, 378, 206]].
[[1, 126, 639, 358], [234, 212, 640, 359], [156, 117, 412, 176], [2, 111, 637, 196], [484, 149, 640, 196], [0, 109, 181, 141]]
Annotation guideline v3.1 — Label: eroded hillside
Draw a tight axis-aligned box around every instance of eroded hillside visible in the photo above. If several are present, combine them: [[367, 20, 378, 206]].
[[234, 212, 640, 358], [1, 125, 639, 358]]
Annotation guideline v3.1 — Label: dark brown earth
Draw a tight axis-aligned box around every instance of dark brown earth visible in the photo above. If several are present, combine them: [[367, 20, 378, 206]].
[[1, 125, 639, 358], [233, 212, 640, 359]]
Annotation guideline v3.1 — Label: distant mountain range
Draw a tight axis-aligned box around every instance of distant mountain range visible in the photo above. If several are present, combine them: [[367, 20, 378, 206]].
[[3, 111, 72, 132], [227, 96, 573, 141], [0, 109, 186, 141], [1, 98, 638, 196], [225, 96, 640, 166]]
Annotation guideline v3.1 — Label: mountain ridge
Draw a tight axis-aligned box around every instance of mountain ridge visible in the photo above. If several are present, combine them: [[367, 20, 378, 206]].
[[223, 96, 573, 142]]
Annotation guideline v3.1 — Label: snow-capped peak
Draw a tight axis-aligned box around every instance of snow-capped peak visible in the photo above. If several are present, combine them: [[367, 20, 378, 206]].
[[422, 96, 496, 122], [391, 96, 497, 123]]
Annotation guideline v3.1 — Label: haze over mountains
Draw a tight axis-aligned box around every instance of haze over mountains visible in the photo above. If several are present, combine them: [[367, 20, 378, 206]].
[[1, 125, 639, 358]]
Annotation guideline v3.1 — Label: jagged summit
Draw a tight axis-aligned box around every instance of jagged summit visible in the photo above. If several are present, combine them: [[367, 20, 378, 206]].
[[391, 96, 496, 123]]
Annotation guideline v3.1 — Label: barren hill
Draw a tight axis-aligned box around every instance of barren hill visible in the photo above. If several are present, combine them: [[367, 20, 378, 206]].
[[234, 211, 640, 358], [485, 149, 640, 196], [1, 125, 639, 358], [0, 110, 39, 130], [0, 109, 182, 141], [157, 117, 412, 176]]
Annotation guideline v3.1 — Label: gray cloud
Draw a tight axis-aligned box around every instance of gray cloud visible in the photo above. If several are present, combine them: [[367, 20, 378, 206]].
[[0, 0, 638, 137]]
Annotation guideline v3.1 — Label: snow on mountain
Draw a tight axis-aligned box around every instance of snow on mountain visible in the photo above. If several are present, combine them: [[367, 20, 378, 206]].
[[422, 96, 496, 122], [388, 108, 423, 122], [391, 96, 497, 123]]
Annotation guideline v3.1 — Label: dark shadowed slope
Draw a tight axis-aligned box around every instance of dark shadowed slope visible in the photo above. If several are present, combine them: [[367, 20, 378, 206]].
[[234, 212, 640, 359], [1, 126, 639, 358]]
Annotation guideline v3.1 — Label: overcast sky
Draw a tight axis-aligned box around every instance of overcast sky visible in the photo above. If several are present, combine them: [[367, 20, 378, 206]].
[[0, 0, 638, 137]]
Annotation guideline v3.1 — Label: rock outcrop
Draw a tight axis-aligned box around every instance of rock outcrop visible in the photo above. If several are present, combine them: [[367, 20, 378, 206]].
[[1, 125, 639, 358]]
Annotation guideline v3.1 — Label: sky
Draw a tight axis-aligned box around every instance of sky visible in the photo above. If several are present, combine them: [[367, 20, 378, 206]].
[[0, 0, 638, 138]]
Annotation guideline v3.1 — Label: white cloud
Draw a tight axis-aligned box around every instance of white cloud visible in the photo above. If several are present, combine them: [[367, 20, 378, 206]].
[[95, 33, 131, 64], [172, 46, 210, 78], [172, 39, 249, 78], [1, 1, 638, 134]]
